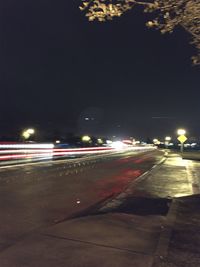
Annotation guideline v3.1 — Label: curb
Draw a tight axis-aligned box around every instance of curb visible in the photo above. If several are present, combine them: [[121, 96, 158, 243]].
[[99, 155, 167, 212], [130, 156, 166, 186]]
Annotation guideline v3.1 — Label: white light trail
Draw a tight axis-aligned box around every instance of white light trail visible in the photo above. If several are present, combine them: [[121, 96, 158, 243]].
[[0, 143, 54, 149], [0, 143, 155, 163]]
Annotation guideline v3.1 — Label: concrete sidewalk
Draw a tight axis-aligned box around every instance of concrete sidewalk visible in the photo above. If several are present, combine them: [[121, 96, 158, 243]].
[[0, 152, 200, 267], [153, 194, 200, 267], [0, 213, 165, 267]]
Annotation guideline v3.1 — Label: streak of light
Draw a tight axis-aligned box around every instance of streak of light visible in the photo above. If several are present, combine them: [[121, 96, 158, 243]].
[[0, 143, 54, 149], [0, 144, 155, 163], [0, 149, 54, 154]]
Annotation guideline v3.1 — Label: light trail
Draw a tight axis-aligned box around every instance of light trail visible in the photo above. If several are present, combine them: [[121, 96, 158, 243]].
[[0, 142, 155, 165], [0, 146, 113, 162], [0, 143, 54, 149]]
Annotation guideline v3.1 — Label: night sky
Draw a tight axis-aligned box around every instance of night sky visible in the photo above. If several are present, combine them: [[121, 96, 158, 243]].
[[0, 0, 200, 140]]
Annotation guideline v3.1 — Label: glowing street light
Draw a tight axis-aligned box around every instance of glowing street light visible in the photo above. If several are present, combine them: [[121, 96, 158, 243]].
[[82, 135, 91, 142], [26, 128, 35, 135], [22, 128, 35, 140], [153, 139, 161, 146], [97, 138, 103, 144], [177, 129, 186, 136], [165, 136, 171, 141], [111, 141, 124, 149], [165, 136, 171, 149], [22, 131, 30, 140]]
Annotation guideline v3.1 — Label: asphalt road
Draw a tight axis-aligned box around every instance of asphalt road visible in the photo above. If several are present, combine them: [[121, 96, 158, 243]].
[[0, 149, 163, 251]]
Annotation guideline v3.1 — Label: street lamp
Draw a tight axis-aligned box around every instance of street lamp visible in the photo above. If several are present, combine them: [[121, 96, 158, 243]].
[[165, 136, 171, 141], [177, 129, 186, 136], [165, 136, 171, 149], [22, 131, 30, 140], [97, 138, 103, 145], [26, 128, 35, 135], [82, 135, 91, 142], [22, 128, 35, 141], [153, 139, 160, 145], [177, 128, 187, 153]]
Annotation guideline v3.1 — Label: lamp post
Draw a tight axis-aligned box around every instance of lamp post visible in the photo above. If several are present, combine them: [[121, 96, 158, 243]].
[[165, 136, 171, 149], [177, 129, 187, 153]]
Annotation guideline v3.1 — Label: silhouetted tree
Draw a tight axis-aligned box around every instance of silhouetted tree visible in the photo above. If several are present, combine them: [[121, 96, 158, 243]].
[[80, 0, 200, 64]]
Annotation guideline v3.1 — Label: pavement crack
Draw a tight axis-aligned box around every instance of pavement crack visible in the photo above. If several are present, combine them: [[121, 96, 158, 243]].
[[53, 194, 116, 224], [42, 233, 152, 256]]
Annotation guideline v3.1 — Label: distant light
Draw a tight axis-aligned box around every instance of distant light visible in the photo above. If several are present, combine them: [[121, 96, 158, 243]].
[[177, 129, 186, 135], [22, 128, 35, 140], [184, 143, 191, 147], [165, 136, 171, 141], [84, 117, 89, 121], [97, 138, 103, 144], [111, 141, 124, 149], [26, 128, 35, 135], [135, 141, 140, 144], [22, 131, 30, 139], [55, 140, 61, 144], [153, 139, 160, 145], [76, 199, 81, 204], [122, 140, 132, 145], [191, 143, 197, 147], [82, 135, 91, 142]]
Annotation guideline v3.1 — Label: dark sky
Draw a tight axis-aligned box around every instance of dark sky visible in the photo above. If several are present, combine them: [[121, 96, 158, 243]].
[[0, 0, 200, 140]]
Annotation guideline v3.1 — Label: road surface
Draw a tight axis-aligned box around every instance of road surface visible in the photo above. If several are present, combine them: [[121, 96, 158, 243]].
[[0, 148, 163, 251]]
